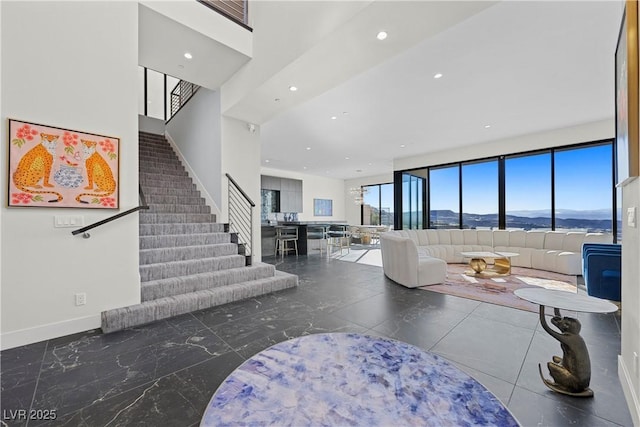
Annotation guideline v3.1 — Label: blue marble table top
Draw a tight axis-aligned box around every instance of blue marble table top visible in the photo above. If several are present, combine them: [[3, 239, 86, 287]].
[[201, 333, 519, 427]]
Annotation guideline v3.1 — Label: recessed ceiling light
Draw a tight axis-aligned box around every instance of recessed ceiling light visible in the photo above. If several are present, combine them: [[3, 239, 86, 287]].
[[303, 166, 307, 170], [265, 159, 270, 163], [400, 144, 406, 148], [306, 147, 311, 151], [331, 116, 337, 120], [377, 31, 388, 40], [289, 86, 298, 92], [184, 52, 193, 59], [433, 73, 443, 79], [345, 157, 350, 160], [368, 163, 373, 166], [484, 124, 491, 129]]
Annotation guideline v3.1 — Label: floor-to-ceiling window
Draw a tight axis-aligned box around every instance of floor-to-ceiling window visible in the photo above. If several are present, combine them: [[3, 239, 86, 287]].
[[429, 166, 459, 228], [462, 159, 499, 229], [505, 152, 552, 230], [394, 139, 617, 239], [402, 173, 425, 229], [362, 183, 394, 226], [554, 143, 613, 233]]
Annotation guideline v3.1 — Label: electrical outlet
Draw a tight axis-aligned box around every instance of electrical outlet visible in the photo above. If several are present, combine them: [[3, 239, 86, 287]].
[[75, 293, 87, 306]]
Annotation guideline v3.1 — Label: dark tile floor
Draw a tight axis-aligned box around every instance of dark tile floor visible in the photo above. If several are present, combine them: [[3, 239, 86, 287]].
[[1, 255, 631, 426]]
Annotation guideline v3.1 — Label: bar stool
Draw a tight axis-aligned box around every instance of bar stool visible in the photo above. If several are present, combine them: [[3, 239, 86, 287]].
[[327, 224, 350, 256], [275, 226, 299, 257], [306, 224, 328, 255]]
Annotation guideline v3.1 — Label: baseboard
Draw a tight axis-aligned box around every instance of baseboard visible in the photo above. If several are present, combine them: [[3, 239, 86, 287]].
[[164, 132, 221, 219], [0, 314, 101, 351], [619, 355, 640, 426]]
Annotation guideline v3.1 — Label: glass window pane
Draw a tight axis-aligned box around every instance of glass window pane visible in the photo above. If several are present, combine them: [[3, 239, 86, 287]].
[[505, 153, 552, 230], [462, 160, 498, 229], [146, 69, 165, 120], [380, 183, 394, 227], [429, 166, 460, 228], [402, 174, 425, 229], [362, 185, 380, 225], [554, 144, 613, 234]]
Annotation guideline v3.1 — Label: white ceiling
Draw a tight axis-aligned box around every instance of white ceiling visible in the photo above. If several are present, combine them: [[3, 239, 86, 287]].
[[257, 0, 623, 180]]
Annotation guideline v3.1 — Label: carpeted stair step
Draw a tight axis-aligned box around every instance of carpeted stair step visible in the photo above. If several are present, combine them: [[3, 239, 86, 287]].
[[140, 232, 230, 250], [101, 270, 298, 333], [145, 194, 205, 206], [140, 187, 202, 197], [140, 176, 194, 189], [139, 161, 185, 171], [139, 148, 176, 157], [139, 166, 189, 177], [146, 204, 211, 214], [140, 255, 246, 281], [139, 213, 215, 224], [141, 263, 277, 301], [139, 223, 225, 236], [139, 243, 239, 264]]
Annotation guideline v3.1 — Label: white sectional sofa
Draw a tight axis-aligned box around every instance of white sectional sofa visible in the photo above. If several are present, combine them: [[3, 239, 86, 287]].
[[380, 229, 612, 288]]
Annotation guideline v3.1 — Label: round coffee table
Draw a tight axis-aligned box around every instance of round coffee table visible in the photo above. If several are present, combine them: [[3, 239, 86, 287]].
[[201, 333, 519, 426], [460, 251, 519, 276]]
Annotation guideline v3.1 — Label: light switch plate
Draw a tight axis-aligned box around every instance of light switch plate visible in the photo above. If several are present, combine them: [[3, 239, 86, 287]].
[[54, 215, 85, 228], [627, 207, 636, 228]]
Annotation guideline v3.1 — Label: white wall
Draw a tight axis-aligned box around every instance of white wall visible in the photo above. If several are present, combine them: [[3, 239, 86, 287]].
[[139, 115, 165, 135], [394, 119, 614, 171], [0, 1, 140, 350], [221, 116, 262, 259], [166, 88, 222, 214], [620, 178, 640, 425], [139, 0, 252, 57], [344, 173, 394, 225], [260, 167, 346, 223]]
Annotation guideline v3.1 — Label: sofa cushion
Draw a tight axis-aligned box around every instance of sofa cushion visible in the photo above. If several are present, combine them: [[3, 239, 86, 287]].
[[437, 229, 452, 244], [477, 230, 494, 246], [562, 232, 586, 252], [425, 229, 440, 245], [509, 230, 527, 247], [493, 230, 510, 247], [526, 231, 546, 248], [544, 232, 565, 250], [450, 229, 464, 245], [463, 230, 479, 245]]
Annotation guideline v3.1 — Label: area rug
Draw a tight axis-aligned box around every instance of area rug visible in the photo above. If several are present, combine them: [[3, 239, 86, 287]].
[[201, 333, 519, 426], [421, 264, 578, 313]]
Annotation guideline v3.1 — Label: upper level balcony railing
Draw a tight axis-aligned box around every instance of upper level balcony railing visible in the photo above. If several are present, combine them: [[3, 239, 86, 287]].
[[197, 0, 251, 30]]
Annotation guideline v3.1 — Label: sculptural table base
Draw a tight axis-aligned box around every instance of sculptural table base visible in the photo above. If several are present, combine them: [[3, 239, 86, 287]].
[[536, 306, 594, 398], [514, 288, 618, 398]]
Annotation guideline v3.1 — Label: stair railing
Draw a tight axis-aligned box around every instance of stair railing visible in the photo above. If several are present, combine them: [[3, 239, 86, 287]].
[[168, 80, 200, 122], [225, 173, 255, 265], [71, 185, 150, 238]]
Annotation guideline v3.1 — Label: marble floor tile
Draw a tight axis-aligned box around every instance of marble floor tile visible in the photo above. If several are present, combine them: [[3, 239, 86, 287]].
[[0, 254, 631, 427]]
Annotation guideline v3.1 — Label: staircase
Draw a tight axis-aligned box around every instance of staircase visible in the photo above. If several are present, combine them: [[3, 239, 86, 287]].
[[100, 132, 298, 333]]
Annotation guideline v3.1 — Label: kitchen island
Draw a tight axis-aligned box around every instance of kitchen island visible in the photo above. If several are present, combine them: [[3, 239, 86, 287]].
[[261, 221, 348, 256]]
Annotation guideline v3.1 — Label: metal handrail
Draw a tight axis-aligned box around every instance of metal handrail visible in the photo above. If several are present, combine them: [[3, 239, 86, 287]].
[[167, 80, 200, 123], [226, 173, 254, 264], [72, 185, 150, 237], [196, 0, 252, 31]]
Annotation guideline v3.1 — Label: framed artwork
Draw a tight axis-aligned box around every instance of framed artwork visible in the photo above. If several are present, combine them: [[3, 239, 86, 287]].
[[8, 119, 119, 208], [615, 0, 639, 186], [314, 198, 333, 216]]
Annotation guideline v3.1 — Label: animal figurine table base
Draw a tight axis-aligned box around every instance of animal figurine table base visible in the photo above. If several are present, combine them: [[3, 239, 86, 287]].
[[538, 307, 593, 397], [513, 288, 618, 398]]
